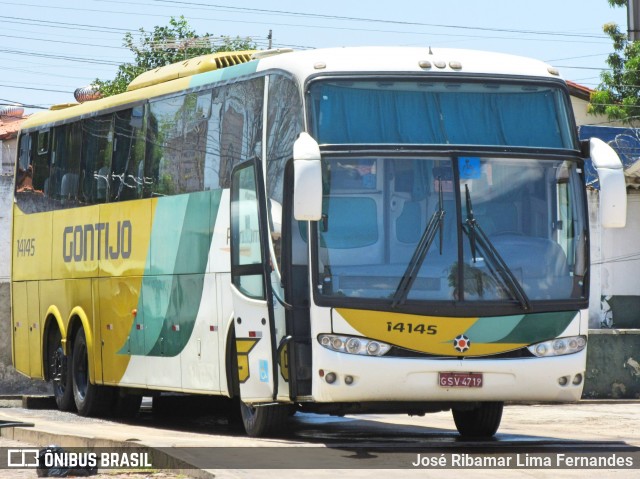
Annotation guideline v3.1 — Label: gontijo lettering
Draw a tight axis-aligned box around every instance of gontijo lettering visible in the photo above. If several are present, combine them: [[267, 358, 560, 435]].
[[62, 221, 132, 262]]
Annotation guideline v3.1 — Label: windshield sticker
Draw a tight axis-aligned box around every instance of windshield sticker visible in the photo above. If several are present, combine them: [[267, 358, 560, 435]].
[[459, 157, 482, 179]]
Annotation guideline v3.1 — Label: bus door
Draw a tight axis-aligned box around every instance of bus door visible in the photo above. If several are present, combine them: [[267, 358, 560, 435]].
[[230, 160, 278, 403]]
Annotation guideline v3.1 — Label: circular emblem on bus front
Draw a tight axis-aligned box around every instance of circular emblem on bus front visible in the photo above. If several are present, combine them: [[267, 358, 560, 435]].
[[453, 334, 471, 353]]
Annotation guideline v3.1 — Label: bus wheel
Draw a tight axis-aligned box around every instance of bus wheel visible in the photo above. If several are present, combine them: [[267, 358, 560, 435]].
[[71, 328, 113, 416], [47, 328, 75, 412], [452, 402, 503, 438], [240, 402, 290, 437]]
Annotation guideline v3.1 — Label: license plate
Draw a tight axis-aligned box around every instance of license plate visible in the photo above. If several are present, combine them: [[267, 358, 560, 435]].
[[439, 372, 483, 388]]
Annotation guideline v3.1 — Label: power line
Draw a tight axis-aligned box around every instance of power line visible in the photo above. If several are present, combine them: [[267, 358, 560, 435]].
[[0, 15, 132, 34], [0, 83, 69, 93], [0, 33, 126, 51], [0, 47, 121, 66], [0, 98, 48, 110], [2, 3, 614, 50], [143, 0, 609, 39], [89, 0, 614, 45]]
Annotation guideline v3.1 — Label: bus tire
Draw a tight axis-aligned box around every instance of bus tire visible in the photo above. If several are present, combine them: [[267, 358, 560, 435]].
[[47, 327, 75, 412], [452, 401, 503, 438], [240, 402, 290, 437], [71, 327, 113, 417]]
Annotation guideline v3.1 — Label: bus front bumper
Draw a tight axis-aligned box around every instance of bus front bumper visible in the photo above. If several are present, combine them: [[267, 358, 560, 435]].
[[311, 348, 586, 404]]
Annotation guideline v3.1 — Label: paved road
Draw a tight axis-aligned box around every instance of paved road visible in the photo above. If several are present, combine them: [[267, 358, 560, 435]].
[[0, 399, 638, 478]]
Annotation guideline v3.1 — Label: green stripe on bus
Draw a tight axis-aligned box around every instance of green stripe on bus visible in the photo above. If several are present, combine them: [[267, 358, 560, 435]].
[[120, 189, 222, 357], [497, 311, 577, 344], [462, 315, 525, 343]]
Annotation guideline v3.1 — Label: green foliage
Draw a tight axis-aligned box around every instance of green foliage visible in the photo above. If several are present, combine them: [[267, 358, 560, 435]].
[[589, 4, 640, 125], [94, 16, 256, 97]]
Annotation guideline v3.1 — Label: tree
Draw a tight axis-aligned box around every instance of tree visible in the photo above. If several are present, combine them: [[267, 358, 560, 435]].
[[94, 16, 256, 97], [589, 1, 640, 125]]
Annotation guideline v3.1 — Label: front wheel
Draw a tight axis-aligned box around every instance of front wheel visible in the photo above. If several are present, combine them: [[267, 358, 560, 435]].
[[452, 402, 503, 438], [71, 328, 113, 416], [240, 402, 290, 437]]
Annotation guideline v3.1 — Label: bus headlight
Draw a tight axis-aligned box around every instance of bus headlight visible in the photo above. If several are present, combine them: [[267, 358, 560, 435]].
[[527, 335, 587, 357], [318, 334, 391, 357]]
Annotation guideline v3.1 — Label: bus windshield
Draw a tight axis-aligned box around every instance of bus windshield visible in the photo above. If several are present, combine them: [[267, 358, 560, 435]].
[[313, 155, 587, 309], [308, 79, 577, 149]]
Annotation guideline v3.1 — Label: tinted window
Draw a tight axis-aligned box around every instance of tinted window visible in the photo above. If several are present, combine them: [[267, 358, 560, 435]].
[[112, 107, 146, 201], [80, 114, 113, 204]]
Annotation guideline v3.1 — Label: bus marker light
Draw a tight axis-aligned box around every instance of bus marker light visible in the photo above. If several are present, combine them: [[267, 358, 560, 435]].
[[209, 325, 217, 332], [434, 61, 446, 69], [572, 374, 583, 386], [418, 60, 432, 69], [136, 324, 143, 330], [318, 334, 391, 356], [172, 325, 180, 332], [344, 375, 354, 385], [325, 372, 337, 384], [553, 340, 567, 353], [345, 338, 361, 354], [319, 369, 325, 377], [528, 336, 587, 357], [449, 61, 462, 70], [558, 376, 568, 386]]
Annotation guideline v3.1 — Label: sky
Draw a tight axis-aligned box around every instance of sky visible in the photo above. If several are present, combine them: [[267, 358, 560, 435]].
[[0, 0, 630, 115]]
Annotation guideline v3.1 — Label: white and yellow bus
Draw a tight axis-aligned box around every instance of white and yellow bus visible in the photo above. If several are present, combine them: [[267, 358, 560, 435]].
[[11, 47, 626, 437]]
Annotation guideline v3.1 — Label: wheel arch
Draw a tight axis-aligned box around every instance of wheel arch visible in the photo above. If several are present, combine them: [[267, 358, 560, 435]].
[[224, 313, 239, 399]]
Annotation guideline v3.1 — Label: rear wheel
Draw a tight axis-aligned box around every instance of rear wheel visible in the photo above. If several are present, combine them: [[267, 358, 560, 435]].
[[452, 401, 503, 438], [240, 402, 290, 437], [47, 327, 74, 411], [71, 327, 113, 416]]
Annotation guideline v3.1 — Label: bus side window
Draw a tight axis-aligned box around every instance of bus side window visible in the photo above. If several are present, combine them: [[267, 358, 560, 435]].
[[32, 130, 51, 195], [181, 91, 211, 193], [49, 123, 82, 205], [266, 74, 304, 272], [204, 88, 223, 191], [15, 134, 33, 192], [112, 107, 145, 202], [217, 78, 264, 189], [147, 95, 186, 196], [80, 114, 114, 204]]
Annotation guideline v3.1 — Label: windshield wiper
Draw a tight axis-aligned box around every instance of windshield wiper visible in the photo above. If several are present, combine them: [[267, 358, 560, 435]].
[[391, 178, 446, 308], [462, 185, 531, 311]]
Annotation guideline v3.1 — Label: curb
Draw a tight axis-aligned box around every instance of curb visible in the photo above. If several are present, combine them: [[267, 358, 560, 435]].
[[0, 424, 215, 479]]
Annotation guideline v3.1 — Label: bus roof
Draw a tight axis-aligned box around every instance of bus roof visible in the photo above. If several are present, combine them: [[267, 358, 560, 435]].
[[20, 46, 562, 132], [254, 46, 561, 81]]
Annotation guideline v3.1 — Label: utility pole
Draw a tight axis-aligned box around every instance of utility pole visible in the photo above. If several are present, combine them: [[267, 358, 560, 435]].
[[268, 30, 273, 49], [628, 0, 640, 41]]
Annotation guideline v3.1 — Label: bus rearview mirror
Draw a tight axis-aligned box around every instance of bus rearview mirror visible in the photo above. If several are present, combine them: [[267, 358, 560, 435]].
[[293, 133, 323, 221], [590, 137, 627, 228]]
